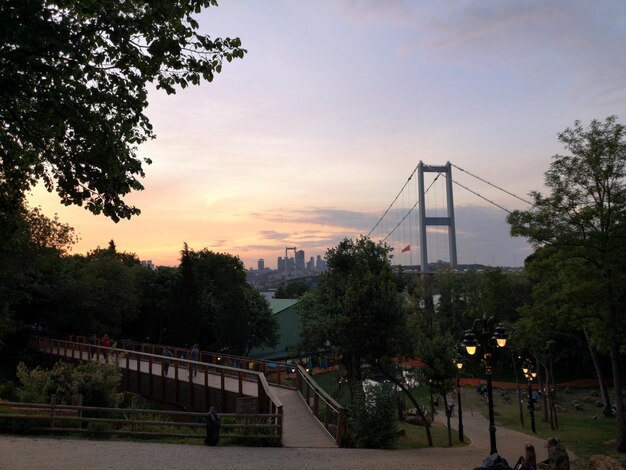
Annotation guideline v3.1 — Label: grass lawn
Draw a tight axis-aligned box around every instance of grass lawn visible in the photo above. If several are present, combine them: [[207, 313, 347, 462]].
[[312, 369, 625, 465], [460, 383, 626, 467]]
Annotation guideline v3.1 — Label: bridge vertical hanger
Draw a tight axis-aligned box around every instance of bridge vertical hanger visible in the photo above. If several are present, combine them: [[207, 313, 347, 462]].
[[417, 161, 458, 272]]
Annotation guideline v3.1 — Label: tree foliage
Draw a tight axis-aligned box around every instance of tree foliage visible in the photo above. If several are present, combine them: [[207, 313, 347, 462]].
[[299, 237, 409, 390], [507, 116, 626, 452], [274, 282, 310, 299], [0, 207, 277, 358], [0, 202, 77, 345], [0, 0, 246, 225], [349, 382, 398, 449], [176, 245, 277, 354]]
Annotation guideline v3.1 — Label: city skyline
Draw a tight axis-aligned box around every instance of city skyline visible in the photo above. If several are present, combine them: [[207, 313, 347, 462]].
[[27, 1, 626, 269]]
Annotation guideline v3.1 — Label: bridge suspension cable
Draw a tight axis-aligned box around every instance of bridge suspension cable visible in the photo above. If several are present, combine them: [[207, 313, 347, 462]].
[[452, 179, 513, 214], [369, 161, 533, 266], [381, 173, 442, 242], [367, 163, 419, 238], [450, 163, 533, 206]]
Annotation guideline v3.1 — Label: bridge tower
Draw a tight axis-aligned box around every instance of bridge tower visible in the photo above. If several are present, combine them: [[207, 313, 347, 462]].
[[284, 246, 296, 276], [417, 161, 458, 272]]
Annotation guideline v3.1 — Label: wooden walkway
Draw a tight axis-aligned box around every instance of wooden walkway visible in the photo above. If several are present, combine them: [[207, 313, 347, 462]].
[[35, 341, 337, 448]]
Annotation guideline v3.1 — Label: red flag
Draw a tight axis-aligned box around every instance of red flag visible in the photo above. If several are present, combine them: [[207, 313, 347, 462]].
[[401, 244, 411, 253]]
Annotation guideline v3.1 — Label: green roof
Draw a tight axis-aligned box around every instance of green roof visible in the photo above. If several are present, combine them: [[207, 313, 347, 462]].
[[268, 298, 300, 314]]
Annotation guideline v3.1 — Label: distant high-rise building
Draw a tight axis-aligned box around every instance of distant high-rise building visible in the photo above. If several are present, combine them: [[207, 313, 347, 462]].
[[141, 260, 155, 270], [316, 255, 327, 272], [295, 250, 305, 270], [277, 257, 285, 272], [257, 258, 265, 271], [286, 257, 295, 272], [307, 256, 315, 271]]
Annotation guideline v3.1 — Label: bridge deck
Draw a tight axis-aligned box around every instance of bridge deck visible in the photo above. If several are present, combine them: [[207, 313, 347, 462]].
[[41, 346, 336, 448]]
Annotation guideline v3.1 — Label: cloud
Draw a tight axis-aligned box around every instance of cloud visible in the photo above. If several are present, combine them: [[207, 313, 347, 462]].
[[338, 0, 626, 104], [254, 207, 380, 232], [338, 0, 414, 27], [454, 205, 531, 266], [258, 230, 290, 240]]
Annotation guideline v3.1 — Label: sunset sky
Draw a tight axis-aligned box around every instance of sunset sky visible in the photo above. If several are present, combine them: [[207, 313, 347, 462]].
[[28, 0, 626, 269]]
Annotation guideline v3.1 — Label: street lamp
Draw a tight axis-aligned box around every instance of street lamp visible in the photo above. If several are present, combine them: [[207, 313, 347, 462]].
[[522, 359, 537, 433], [454, 354, 465, 443], [461, 316, 508, 455]]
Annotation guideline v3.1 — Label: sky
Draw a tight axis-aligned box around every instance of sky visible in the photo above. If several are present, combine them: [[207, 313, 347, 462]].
[[29, 0, 626, 269]]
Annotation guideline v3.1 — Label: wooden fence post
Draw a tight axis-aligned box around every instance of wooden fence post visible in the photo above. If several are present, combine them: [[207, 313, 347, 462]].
[[221, 369, 226, 410], [50, 394, 56, 430], [175, 359, 180, 403], [131, 396, 137, 439], [72, 394, 83, 429], [125, 353, 130, 391], [136, 353, 141, 393], [149, 355, 153, 397], [189, 364, 194, 409], [204, 365, 210, 410]]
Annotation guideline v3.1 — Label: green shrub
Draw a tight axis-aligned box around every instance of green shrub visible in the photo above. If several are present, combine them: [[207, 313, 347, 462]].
[[15, 362, 51, 403], [74, 362, 121, 408], [15, 360, 121, 407], [348, 382, 398, 449]]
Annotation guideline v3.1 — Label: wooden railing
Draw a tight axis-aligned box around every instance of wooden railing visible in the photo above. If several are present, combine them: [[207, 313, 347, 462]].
[[78, 337, 347, 444], [295, 365, 345, 445], [32, 335, 346, 446], [73, 337, 299, 388], [0, 400, 281, 443], [30, 336, 283, 442]]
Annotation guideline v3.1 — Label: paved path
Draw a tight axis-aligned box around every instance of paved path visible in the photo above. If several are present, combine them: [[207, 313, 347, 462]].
[[272, 386, 336, 448], [0, 407, 580, 470], [434, 405, 551, 466]]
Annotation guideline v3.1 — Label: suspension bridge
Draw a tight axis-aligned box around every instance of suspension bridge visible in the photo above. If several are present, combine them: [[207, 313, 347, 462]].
[[367, 162, 533, 271]]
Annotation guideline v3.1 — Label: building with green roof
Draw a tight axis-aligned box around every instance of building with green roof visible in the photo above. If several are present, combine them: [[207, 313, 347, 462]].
[[249, 298, 301, 361]]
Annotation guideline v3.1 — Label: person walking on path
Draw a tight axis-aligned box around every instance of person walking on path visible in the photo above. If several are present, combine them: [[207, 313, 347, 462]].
[[190, 344, 199, 377], [162, 346, 173, 376], [88, 334, 97, 359], [101, 334, 110, 360]]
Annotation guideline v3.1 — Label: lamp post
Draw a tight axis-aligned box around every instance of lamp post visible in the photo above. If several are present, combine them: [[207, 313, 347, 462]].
[[522, 359, 537, 433], [454, 355, 465, 443], [462, 317, 507, 455]]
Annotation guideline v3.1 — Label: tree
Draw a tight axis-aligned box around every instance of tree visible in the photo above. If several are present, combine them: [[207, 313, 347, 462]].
[[349, 382, 398, 449], [274, 282, 310, 299], [0, 0, 246, 229], [243, 286, 278, 355], [178, 245, 276, 354], [299, 236, 417, 446], [416, 335, 457, 447], [507, 116, 626, 452], [129, 265, 181, 344], [0, 202, 77, 345], [514, 247, 612, 421], [434, 269, 467, 340], [299, 237, 408, 392]]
